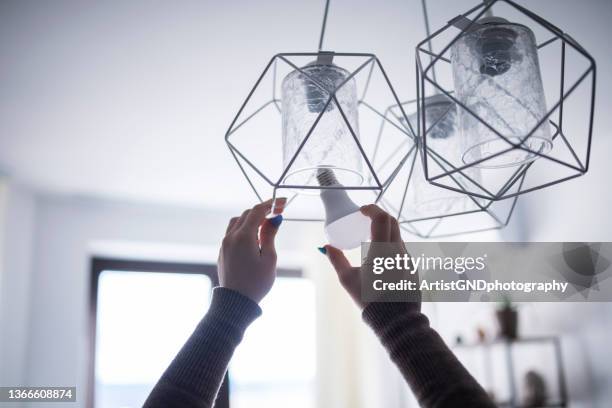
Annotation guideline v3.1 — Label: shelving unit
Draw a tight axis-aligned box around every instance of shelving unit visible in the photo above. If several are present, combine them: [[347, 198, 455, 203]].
[[454, 337, 568, 407]]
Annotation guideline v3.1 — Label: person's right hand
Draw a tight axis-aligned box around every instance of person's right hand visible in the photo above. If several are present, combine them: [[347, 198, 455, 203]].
[[322, 204, 405, 309], [218, 198, 286, 303]]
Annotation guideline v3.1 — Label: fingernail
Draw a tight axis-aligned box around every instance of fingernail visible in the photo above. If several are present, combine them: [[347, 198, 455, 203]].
[[273, 197, 287, 207], [317, 246, 327, 255], [268, 214, 283, 228]]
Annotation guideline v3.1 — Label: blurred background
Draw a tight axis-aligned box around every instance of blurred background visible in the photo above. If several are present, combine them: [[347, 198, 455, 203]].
[[1, 0, 611, 407]]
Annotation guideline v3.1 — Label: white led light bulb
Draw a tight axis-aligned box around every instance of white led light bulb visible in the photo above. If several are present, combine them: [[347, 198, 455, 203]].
[[317, 168, 370, 250]]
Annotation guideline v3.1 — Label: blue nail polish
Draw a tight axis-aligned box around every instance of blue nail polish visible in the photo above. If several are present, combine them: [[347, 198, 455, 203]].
[[317, 246, 327, 255], [268, 214, 283, 228]]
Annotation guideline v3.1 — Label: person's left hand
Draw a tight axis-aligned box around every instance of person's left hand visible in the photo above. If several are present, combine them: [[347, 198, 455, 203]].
[[323, 204, 408, 309], [218, 198, 286, 303]]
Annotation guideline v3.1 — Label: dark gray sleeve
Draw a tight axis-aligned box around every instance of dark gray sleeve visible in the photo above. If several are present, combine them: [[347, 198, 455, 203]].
[[363, 302, 496, 408], [144, 287, 261, 408]]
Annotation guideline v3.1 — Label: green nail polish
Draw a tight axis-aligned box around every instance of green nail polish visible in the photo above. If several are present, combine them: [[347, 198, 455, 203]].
[[317, 246, 327, 255]]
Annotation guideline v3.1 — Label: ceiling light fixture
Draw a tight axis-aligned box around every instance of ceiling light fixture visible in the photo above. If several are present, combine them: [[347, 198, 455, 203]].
[[415, 0, 596, 202], [372, 0, 520, 238], [225, 0, 413, 248], [227, 0, 597, 241], [375, 100, 522, 238]]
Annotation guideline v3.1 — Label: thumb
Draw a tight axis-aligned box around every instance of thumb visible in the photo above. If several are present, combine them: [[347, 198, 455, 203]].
[[324, 245, 354, 282], [259, 214, 282, 254]]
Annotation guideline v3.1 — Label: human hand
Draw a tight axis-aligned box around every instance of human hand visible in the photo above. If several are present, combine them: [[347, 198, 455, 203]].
[[218, 198, 286, 303], [322, 204, 406, 309]]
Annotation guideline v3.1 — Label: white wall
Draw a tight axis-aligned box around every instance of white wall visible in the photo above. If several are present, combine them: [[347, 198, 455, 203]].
[[0, 180, 37, 389]]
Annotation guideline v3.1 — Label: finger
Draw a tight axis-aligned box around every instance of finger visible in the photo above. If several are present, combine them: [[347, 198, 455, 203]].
[[325, 245, 354, 283], [360, 204, 391, 242], [233, 209, 251, 231], [390, 216, 402, 243], [271, 197, 287, 215], [360, 204, 389, 219], [226, 217, 240, 235], [243, 198, 285, 231], [259, 215, 282, 254]]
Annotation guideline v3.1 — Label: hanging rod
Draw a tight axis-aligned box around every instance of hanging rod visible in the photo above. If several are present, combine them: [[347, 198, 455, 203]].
[[318, 0, 331, 51]]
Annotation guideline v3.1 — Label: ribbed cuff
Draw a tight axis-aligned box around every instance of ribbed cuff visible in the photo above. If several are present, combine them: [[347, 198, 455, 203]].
[[207, 287, 262, 329], [362, 301, 420, 331]]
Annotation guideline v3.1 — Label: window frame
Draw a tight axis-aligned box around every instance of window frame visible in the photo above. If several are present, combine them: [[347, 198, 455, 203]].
[[88, 257, 301, 408]]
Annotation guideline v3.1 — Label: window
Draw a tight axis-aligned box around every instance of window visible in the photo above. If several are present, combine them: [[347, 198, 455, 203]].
[[89, 258, 315, 408], [230, 277, 316, 408], [89, 259, 222, 408]]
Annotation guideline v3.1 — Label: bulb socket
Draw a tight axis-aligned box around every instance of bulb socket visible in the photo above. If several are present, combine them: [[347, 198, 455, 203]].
[[475, 18, 519, 76], [300, 61, 348, 113]]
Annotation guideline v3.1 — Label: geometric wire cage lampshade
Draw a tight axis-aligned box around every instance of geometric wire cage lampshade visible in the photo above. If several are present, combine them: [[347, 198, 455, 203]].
[[225, 51, 413, 222], [375, 96, 522, 239], [415, 0, 596, 201]]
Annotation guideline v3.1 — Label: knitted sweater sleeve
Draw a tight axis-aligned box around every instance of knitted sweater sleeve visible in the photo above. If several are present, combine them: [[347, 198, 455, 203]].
[[143, 287, 261, 408], [144, 288, 494, 407], [363, 302, 496, 408]]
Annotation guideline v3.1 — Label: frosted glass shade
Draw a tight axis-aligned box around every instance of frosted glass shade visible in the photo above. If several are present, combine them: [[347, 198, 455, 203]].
[[408, 161, 476, 218], [281, 62, 362, 188], [451, 17, 552, 168], [408, 94, 458, 142], [405, 94, 481, 216]]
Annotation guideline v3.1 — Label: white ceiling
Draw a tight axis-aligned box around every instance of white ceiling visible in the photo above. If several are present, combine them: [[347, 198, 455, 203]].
[[1, 0, 610, 213]]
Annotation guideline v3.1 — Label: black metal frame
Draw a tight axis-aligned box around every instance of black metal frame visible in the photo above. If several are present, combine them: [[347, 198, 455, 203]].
[[415, 0, 596, 201], [375, 102, 522, 238], [225, 51, 414, 221]]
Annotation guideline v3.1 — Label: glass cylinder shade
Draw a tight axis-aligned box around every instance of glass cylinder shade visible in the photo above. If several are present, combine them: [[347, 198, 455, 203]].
[[451, 17, 552, 168], [405, 94, 481, 216], [281, 62, 362, 190]]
